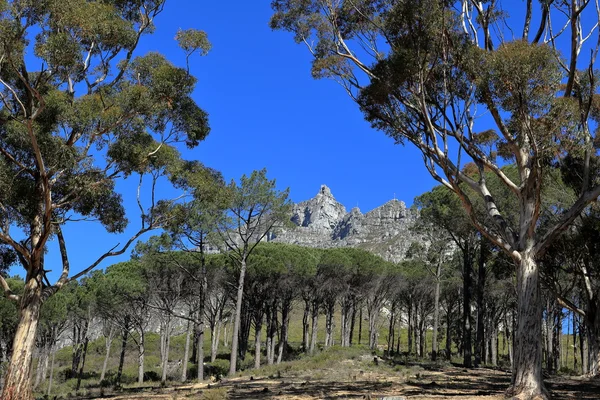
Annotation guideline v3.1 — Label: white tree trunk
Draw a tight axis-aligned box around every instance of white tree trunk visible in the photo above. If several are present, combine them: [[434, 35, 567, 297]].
[[510, 251, 548, 399]]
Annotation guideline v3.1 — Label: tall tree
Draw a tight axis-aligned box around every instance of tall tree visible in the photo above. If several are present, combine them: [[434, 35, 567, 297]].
[[217, 169, 291, 374], [0, 1, 211, 398], [271, 2, 600, 397]]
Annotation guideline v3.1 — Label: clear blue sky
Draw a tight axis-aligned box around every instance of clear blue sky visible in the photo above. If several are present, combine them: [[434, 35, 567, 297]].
[[36, 2, 439, 282]]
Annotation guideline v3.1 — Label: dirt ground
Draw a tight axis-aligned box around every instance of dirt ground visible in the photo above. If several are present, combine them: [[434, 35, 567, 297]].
[[94, 364, 600, 400]]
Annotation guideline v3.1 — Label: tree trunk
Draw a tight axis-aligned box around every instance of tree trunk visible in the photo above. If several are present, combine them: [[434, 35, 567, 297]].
[[229, 256, 247, 375], [182, 318, 192, 382], [116, 327, 128, 386], [211, 319, 221, 362], [407, 302, 413, 355], [277, 301, 290, 364], [546, 299, 554, 373], [162, 326, 171, 384], [76, 337, 89, 391], [463, 247, 473, 368], [446, 307, 452, 360], [1, 278, 43, 400], [350, 302, 357, 346], [585, 300, 599, 376], [387, 306, 395, 354], [432, 261, 442, 361], [325, 302, 334, 347], [100, 329, 114, 382], [509, 252, 548, 399], [475, 241, 486, 367], [197, 319, 205, 381], [138, 331, 145, 384], [46, 345, 55, 398], [302, 299, 310, 352], [254, 316, 262, 369], [358, 305, 363, 345], [310, 301, 319, 354], [368, 306, 378, 350]]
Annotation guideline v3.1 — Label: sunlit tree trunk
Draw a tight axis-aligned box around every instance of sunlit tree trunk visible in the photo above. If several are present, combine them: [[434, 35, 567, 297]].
[[302, 299, 310, 351], [277, 300, 290, 364], [137, 331, 145, 384], [229, 256, 247, 375], [182, 318, 192, 382], [2, 276, 43, 400], [100, 327, 115, 382], [161, 317, 171, 384]]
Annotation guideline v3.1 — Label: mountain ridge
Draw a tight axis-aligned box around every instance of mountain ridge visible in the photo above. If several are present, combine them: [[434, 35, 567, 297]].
[[272, 185, 420, 263]]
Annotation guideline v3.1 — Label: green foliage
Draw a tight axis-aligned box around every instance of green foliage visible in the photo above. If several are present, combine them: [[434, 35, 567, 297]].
[[0, 0, 213, 312]]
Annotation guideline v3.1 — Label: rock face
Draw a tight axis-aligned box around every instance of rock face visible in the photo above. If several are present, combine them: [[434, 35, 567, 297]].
[[272, 185, 419, 263]]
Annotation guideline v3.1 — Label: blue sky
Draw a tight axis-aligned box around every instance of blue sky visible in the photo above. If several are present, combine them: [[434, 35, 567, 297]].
[[31, 1, 439, 282]]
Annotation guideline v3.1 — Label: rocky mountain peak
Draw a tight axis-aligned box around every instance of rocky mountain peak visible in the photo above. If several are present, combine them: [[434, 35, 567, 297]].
[[273, 185, 421, 263]]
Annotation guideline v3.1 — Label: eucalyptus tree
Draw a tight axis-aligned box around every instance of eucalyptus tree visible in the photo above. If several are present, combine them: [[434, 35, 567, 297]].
[[272, 1, 600, 397], [216, 169, 291, 374], [0, 1, 212, 397]]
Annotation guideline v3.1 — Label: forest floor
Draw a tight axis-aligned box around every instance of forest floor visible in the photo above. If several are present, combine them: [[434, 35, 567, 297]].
[[72, 356, 600, 400]]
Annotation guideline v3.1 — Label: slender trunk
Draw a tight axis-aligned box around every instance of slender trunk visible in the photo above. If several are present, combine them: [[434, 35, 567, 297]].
[[358, 306, 363, 345], [368, 306, 378, 350], [546, 299, 554, 373], [100, 330, 114, 382], [302, 299, 310, 352], [229, 256, 247, 375], [254, 316, 262, 369], [491, 325, 498, 366], [116, 327, 128, 386], [407, 302, 413, 355], [350, 302, 357, 346], [265, 306, 272, 365], [46, 345, 55, 398], [161, 317, 171, 384], [212, 320, 221, 362], [310, 301, 319, 354], [387, 306, 395, 354], [76, 337, 89, 390], [446, 306, 452, 360], [277, 301, 290, 364], [463, 247, 473, 368], [138, 331, 145, 384], [432, 261, 441, 361], [510, 251, 548, 399], [181, 318, 192, 382], [325, 302, 334, 348], [197, 326, 205, 381], [475, 241, 486, 367], [2, 277, 43, 400]]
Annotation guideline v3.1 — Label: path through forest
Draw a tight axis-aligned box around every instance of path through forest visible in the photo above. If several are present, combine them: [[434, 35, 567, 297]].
[[82, 364, 599, 399]]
